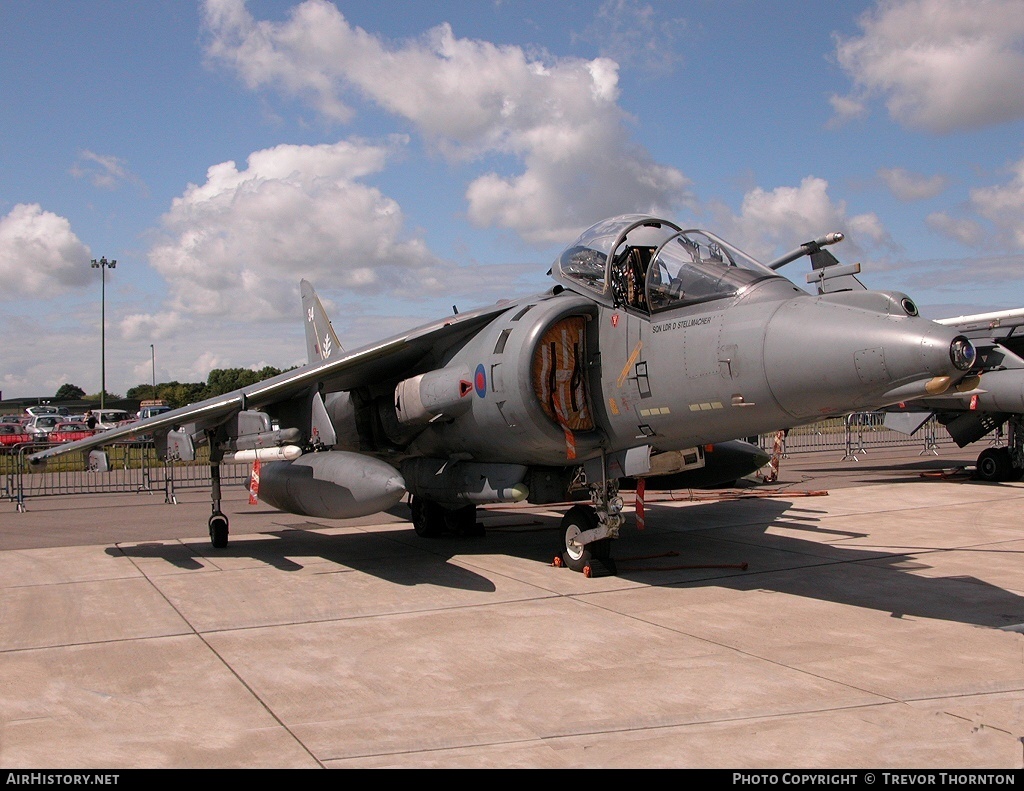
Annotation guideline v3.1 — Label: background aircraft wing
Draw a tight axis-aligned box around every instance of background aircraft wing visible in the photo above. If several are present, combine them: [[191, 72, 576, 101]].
[[28, 294, 538, 464], [935, 307, 1024, 334], [935, 307, 1024, 364]]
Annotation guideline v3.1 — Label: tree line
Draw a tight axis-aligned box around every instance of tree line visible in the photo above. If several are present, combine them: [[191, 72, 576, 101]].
[[54, 366, 293, 409]]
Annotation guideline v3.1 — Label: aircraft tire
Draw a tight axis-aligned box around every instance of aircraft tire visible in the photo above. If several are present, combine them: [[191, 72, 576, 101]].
[[976, 448, 1012, 482], [560, 504, 610, 573], [209, 513, 229, 549], [410, 496, 446, 538]]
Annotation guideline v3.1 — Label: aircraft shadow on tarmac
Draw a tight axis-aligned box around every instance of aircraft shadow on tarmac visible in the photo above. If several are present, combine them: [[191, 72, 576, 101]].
[[787, 458, 980, 486], [108, 494, 1024, 629]]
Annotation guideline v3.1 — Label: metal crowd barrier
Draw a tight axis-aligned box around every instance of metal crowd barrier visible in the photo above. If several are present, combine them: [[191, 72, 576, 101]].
[[0, 413, 972, 511], [2, 441, 251, 512], [756, 412, 958, 460]]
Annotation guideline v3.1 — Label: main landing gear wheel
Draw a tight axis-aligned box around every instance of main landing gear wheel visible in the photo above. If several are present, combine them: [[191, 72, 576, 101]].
[[976, 447, 1014, 482], [410, 496, 445, 537], [560, 504, 612, 575], [209, 512, 229, 549]]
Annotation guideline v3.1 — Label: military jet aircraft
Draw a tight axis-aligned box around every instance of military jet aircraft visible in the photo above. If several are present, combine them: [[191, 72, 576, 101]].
[[299, 278, 772, 499], [29, 214, 978, 574]]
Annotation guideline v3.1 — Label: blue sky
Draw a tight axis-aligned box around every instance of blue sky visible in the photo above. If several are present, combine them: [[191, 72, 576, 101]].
[[2, 0, 1023, 400]]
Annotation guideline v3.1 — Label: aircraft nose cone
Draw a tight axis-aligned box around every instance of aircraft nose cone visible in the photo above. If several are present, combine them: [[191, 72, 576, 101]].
[[763, 297, 975, 420], [949, 336, 976, 371]]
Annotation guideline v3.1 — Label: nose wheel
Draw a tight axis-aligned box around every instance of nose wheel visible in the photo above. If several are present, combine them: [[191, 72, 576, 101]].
[[559, 503, 616, 576], [209, 512, 229, 548]]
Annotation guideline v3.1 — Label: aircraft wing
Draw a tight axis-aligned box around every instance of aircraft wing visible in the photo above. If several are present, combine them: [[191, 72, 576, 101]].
[[935, 307, 1024, 334], [28, 294, 539, 464], [935, 307, 1024, 363]]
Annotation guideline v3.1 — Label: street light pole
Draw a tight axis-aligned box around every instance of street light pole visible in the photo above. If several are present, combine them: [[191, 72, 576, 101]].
[[151, 344, 156, 400], [90, 256, 116, 410]]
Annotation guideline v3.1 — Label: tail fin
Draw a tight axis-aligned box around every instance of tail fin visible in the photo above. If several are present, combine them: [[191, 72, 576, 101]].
[[300, 279, 344, 364]]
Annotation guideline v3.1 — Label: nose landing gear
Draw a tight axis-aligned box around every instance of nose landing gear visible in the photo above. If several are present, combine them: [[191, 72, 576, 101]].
[[557, 473, 621, 576]]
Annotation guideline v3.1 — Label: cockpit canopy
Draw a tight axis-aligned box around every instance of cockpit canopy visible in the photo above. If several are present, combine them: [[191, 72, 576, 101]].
[[551, 214, 782, 313]]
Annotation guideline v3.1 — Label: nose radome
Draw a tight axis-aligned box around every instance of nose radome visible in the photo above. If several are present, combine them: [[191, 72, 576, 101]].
[[763, 296, 975, 421]]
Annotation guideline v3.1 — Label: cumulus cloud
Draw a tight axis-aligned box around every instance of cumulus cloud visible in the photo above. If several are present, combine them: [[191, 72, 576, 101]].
[[465, 124, 691, 244], [711, 177, 890, 261], [0, 203, 92, 298], [927, 158, 1024, 249], [145, 138, 448, 321], [202, 0, 692, 244], [833, 0, 1024, 132], [878, 167, 949, 201], [120, 310, 186, 341], [968, 157, 1024, 248]]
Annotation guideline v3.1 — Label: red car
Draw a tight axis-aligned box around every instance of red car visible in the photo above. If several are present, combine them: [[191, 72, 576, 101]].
[[47, 422, 97, 444], [0, 424, 32, 451]]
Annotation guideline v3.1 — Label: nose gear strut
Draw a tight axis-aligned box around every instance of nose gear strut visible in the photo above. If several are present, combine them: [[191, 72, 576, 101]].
[[558, 452, 621, 576]]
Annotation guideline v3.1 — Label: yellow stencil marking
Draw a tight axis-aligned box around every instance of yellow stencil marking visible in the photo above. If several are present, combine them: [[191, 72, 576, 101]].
[[617, 341, 644, 388]]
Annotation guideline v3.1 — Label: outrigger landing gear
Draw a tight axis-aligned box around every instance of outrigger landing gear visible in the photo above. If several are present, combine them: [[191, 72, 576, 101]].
[[558, 460, 622, 576], [207, 450, 230, 549]]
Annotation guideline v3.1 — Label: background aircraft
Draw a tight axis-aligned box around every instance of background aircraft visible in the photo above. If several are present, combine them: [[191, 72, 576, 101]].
[[883, 308, 1024, 481], [30, 214, 978, 574]]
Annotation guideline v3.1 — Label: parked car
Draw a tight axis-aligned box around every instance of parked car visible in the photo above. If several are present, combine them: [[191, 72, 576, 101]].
[[137, 399, 171, 420], [88, 409, 133, 431], [25, 405, 69, 418], [0, 424, 32, 451], [26, 414, 63, 439], [48, 421, 96, 444]]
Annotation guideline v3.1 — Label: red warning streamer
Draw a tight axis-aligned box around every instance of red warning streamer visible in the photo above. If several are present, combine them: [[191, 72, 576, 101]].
[[248, 458, 261, 505]]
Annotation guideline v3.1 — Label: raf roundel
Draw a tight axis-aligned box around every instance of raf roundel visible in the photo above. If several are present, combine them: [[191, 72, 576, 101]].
[[474, 363, 487, 398]]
